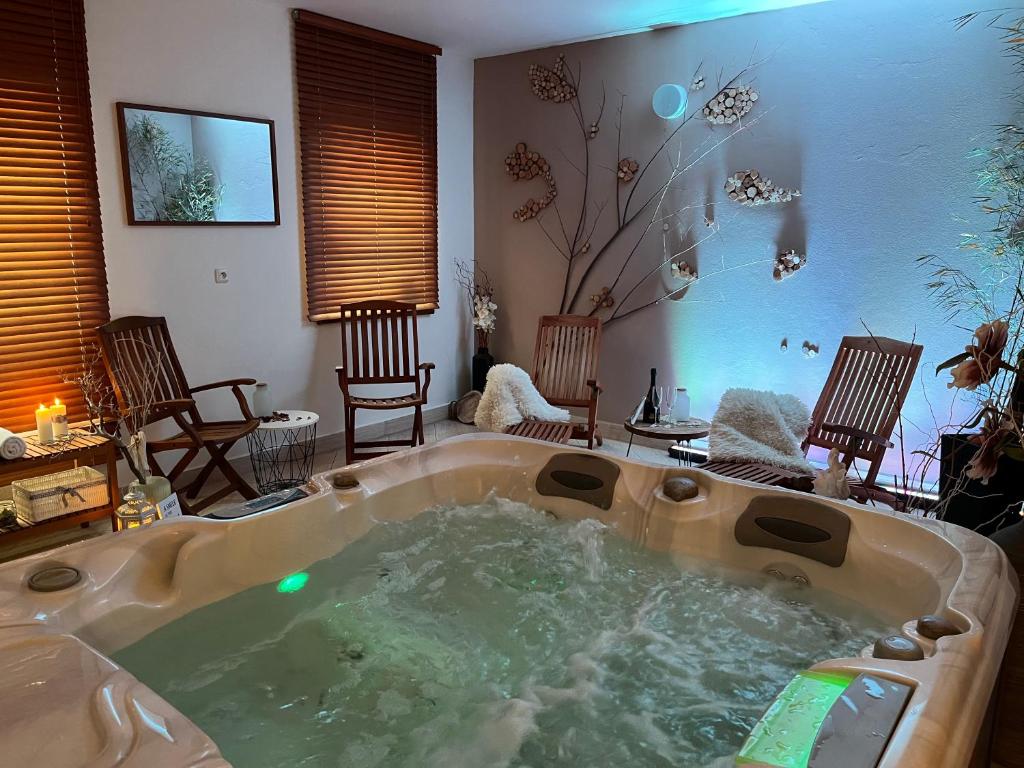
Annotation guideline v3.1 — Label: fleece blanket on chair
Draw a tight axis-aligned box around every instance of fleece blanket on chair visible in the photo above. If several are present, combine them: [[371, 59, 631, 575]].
[[708, 388, 814, 474], [475, 363, 570, 433]]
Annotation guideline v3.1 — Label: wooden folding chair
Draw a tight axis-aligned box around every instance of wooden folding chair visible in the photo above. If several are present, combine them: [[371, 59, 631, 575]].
[[336, 300, 434, 464], [703, 335, 923, 506], [507, 315, 603, 448], [97, 316, 260, 515]]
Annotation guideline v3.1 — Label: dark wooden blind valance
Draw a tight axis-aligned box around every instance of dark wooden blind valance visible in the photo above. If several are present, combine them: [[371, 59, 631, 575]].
[[293, 9, 440, 323], [0, 0, 109, 432]]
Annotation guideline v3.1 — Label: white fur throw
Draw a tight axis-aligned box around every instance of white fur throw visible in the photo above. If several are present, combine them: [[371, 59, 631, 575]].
[[708, 388, 814, 474], [475, 363, 570, 433]]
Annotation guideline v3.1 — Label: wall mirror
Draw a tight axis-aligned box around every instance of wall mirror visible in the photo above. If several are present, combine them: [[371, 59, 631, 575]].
[[116, 102, 280, 225]]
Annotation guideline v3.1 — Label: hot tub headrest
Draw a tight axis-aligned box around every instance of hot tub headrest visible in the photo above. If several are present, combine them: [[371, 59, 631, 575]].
[[734, 495, 851, 567], [535, 453, 620, 510]]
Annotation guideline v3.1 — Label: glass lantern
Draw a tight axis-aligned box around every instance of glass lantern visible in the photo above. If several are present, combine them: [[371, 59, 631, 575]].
[[115, 488, 161, 530]]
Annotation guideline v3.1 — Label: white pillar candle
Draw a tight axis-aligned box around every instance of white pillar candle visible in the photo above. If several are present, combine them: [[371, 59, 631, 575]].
[[50, 398, 68, 440], [35, 404, 53, 444]]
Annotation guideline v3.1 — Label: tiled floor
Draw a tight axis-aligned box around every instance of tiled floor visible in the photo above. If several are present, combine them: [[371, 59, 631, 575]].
[[0, 420, 682, 564]]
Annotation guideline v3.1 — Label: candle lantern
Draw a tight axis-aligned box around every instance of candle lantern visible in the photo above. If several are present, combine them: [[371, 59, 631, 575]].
[[115, 489, 161, 529]]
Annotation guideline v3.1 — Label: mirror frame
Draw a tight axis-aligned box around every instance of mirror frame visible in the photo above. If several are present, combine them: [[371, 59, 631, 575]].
[[115, 101, 281, 226]]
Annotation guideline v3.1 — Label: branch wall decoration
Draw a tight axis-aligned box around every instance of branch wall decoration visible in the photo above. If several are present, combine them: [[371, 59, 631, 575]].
[[505, 142, 557, 221], [502, 51, 783, 326], [725, 170, 801, 205], [617, 158, 639, 183], [774, 250, 808, 281], [703, 84, 758, 125], [529, 55, 576, 103]]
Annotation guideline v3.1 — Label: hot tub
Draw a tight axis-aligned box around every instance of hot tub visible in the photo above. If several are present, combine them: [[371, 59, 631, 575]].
[[0, 434, 1015, 768]]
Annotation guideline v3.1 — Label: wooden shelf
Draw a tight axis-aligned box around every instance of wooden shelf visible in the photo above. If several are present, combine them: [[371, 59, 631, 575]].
[[0, 429, 120, 542]]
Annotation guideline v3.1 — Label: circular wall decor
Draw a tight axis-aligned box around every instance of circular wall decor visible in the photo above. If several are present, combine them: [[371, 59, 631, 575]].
[[652, 83, 688, 119]]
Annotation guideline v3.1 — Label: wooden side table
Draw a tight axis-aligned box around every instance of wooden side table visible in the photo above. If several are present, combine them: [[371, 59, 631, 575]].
[[624, 418, 711, 466], [0, 431, 121, 543]]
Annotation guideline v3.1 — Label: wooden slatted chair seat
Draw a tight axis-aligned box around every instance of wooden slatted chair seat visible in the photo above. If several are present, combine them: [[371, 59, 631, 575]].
[[505, 315, 603, 448], [505, 419, 573, 444], [98, 316, 261, 515], [348, 393, 425, 409], [337, 301, 434, 464], [703, 335, 923, 507], [700, 460, 814, 492]]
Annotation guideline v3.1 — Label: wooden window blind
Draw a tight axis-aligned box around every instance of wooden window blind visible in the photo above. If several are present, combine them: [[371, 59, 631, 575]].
[[293, 10, 441, 323], [0, 0, 108, 433]]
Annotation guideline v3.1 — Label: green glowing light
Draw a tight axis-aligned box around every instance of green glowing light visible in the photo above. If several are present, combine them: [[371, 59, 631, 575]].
[[276, 572, 309, 594], [736, 670, 854, 767]]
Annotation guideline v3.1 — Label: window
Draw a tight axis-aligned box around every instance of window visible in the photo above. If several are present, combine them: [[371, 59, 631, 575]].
[[0, 0, 109, 432], [293, 10, 440, 323]]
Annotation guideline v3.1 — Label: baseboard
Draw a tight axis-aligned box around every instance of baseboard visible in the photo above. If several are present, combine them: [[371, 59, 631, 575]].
[[177, 403, 451, 490], [314, 403, 451, 457]]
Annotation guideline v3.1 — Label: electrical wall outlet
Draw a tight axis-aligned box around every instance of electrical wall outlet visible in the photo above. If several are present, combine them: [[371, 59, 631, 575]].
[[214, 268, 229, 284]]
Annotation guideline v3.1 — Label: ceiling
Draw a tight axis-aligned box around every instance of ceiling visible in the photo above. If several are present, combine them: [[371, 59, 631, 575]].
[[278, 0, 830, 57]]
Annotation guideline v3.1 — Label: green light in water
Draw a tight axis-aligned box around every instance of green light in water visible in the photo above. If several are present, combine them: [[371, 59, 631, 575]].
[[736, 670, 854, 767], [276, 572, 309, 594]]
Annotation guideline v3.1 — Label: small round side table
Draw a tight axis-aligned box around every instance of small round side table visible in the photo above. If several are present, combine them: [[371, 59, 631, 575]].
[[246, 410, 319, 494], [623, 417, 711, 466]]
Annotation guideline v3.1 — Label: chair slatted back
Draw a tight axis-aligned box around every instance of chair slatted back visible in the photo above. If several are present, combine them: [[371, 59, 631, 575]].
[[97, 316, 195, 425], [805, 336, 923, 483], [339, 301, 421, 387], [531, 315, 602, 407]]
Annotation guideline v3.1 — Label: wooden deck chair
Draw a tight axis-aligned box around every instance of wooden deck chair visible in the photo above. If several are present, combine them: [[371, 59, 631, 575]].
[[98, 316, 260, 515], [506, 315, 603, 448], [336, 300, 434, 465], [702, 336, 923, 506]]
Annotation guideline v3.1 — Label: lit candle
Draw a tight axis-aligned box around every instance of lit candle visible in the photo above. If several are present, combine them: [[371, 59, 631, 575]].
[[50, 397, 68, 440], [35, 404, 53, 444]]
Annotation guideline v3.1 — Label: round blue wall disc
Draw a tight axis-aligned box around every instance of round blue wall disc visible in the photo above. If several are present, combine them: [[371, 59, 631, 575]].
[[652, 83, 688, 120]]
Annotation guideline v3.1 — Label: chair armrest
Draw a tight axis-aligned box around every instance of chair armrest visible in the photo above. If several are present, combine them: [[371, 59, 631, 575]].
[[189, 379, 256, 420], [189, 378, 258, 394], [820, 423, 894, 449], [586, 378, 603, 395], [419, 362, 434, 401]]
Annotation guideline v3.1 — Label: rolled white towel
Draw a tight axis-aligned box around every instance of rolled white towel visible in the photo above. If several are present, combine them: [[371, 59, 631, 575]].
[[0, 427, 26, 460]]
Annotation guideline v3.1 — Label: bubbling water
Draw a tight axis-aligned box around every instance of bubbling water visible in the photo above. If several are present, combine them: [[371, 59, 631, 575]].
[[115, 498, 889, 768]]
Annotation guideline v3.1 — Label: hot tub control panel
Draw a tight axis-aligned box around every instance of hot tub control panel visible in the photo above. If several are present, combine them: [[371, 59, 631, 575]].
[[736, 670, 913, 768]]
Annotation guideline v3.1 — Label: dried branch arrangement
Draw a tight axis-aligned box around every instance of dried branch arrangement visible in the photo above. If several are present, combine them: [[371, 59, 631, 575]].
[[914, 12, 1024, 499], [505, 50, 789, 326], [63, 341, 164, 485]]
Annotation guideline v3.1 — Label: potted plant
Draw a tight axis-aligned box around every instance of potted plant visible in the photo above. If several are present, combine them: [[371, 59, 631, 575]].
[[925, 12, 1024, 552]]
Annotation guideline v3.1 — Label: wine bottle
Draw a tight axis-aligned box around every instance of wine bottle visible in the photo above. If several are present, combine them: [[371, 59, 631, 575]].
[[642, 368, 659, 424]]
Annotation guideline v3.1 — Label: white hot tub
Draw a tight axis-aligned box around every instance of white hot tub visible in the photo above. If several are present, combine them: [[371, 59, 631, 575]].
[[0, 435, 1015, 768]]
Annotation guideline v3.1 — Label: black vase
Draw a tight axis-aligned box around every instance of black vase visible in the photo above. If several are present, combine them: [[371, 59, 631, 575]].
[[472, 346, 494, 392], [939, 433, 1024, 534]]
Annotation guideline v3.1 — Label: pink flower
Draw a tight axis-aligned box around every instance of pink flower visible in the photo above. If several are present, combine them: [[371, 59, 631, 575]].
[[947, 320, 1009, 390], [966, 416, 1013, 485]]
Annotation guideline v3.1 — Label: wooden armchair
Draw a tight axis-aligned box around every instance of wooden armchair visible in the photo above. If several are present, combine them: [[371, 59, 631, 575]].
[[97, 316, 260, 515], [508, 315, 603, 448], [703, 335, 923, 506], [336, 301, 434, 464]]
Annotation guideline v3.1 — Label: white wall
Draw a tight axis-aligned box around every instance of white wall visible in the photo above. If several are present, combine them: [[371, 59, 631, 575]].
[[475, 0, 1014, 484], [86, 0, 474, 450]]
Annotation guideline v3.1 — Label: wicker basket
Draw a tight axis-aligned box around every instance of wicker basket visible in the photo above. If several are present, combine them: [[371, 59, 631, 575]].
[[12, 466, 109, 524]]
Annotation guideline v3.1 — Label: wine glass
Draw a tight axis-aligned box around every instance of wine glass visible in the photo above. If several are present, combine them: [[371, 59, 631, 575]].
[[664, 386, 677, 425]]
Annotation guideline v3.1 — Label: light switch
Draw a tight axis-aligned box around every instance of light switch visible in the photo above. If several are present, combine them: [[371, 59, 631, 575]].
[[214, 268, 229, 284]]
